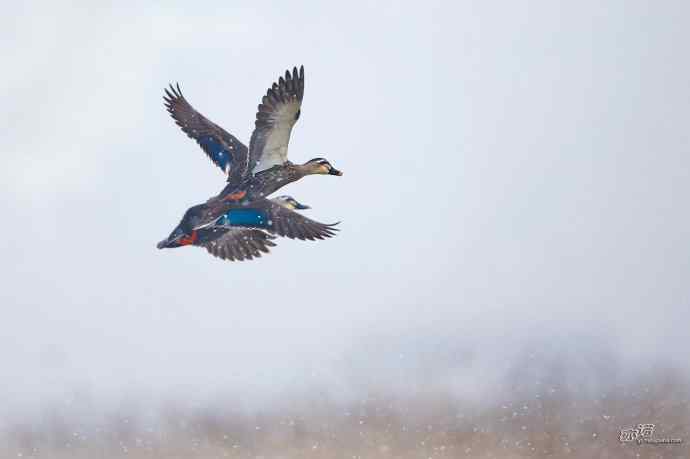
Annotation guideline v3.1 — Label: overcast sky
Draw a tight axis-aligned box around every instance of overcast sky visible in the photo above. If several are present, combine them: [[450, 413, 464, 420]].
[[1, 1, 689, 415]]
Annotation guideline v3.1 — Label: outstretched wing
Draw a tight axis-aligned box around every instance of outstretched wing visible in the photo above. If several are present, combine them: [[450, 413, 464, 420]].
[[164, 84, 249, 184], [263, 200, 339, 241], [249, 66, 304, 174], [201, 228, 277, 261]]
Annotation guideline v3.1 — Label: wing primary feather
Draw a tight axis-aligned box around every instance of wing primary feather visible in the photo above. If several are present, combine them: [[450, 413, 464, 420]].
[[248, 66, 307, 173], [163, 83, 250, 179]]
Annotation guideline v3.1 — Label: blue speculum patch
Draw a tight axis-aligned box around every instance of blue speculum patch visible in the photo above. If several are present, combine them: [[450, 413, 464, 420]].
[[199, 136, 231, 171], [216, 209, 268, 227]]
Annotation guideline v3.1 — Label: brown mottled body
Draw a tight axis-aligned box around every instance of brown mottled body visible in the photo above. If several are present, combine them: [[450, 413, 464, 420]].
[[211, 161, 336, 204]]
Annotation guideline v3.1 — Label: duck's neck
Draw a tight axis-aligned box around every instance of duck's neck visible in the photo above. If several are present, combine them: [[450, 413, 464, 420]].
[[246, 164, 313, 199]]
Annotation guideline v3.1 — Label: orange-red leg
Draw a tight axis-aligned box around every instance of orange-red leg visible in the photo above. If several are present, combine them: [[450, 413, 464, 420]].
[[223, 190, 247, 201]]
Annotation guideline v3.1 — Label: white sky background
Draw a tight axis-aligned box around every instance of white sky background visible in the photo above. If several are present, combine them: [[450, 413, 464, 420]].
[[1, 1, 689, 415]]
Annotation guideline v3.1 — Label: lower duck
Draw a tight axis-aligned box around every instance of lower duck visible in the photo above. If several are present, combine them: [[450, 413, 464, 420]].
[[156, 196, 337, 261]]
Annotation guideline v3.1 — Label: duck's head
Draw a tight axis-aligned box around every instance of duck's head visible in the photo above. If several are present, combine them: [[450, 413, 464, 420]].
[[156, 204, 205, 249], [273, 195, 310, 210], [157, 225, 198, 249], [304, 158, 343, 176]]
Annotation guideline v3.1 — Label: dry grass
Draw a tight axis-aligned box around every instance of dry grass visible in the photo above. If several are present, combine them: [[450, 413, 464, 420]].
[[3, 338, 689, 459], [3, 371, 689, 458]]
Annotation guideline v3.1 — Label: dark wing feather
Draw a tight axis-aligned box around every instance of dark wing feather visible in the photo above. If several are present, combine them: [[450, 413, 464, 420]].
[[248, 66, 305, 174], [163, 84, 249, 184], [263, 200, 339, 241], [201, 228, 277, 262]]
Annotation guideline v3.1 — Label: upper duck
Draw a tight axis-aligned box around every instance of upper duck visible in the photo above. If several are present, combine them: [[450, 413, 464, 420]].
[[163, 66, 342, 201]]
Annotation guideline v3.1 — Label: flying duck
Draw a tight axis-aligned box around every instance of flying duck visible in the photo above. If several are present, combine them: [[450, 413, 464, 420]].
[[163, 66, 342, 203], [157, 195, 334, 261]]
